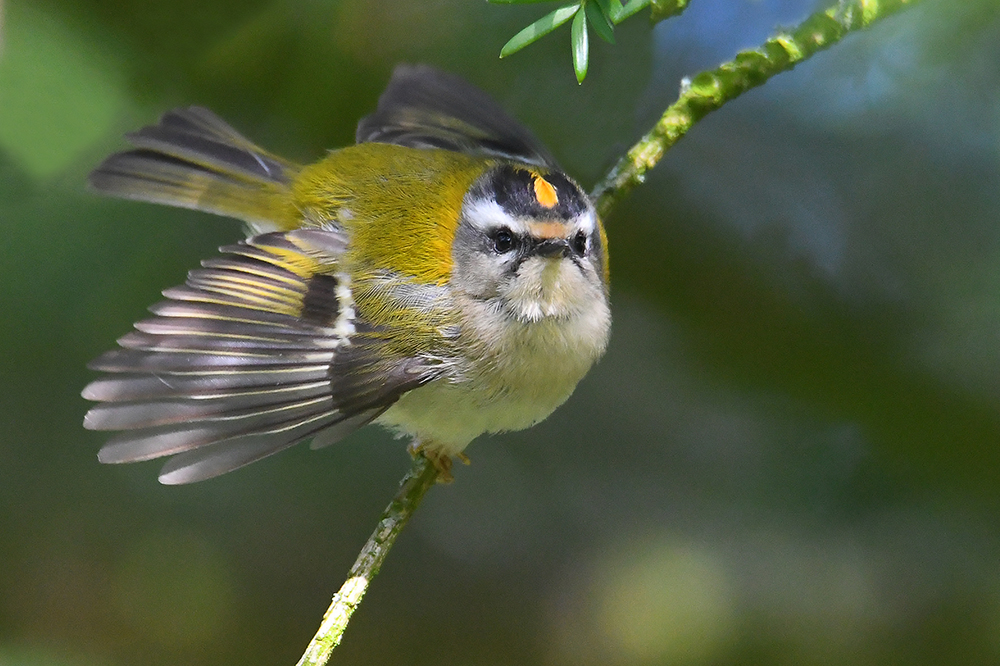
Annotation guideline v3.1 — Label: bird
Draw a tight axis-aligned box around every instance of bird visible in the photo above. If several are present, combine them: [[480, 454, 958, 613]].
[[82, 64, 611, 485]]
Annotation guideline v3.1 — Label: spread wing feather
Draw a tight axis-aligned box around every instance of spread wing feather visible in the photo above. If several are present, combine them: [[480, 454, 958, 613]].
[[83, 229, 440, 484], [157, 410, 380, 485], [356, 64, 558, 168]]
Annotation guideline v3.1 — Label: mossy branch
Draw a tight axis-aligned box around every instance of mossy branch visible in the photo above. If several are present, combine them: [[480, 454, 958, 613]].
[[590, 0, 922, 216], [295, 0, 921, 663]]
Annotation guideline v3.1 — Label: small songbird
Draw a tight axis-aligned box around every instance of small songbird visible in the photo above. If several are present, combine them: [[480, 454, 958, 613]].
[[83, 65, 611, 484]]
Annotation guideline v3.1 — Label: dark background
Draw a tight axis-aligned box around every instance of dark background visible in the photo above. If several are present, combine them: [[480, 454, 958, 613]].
[[3, 0, 1000, 664]]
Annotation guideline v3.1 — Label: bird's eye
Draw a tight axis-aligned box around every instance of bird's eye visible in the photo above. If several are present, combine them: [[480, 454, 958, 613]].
[[492, 228, 516, 254], [571, 231, 588, 256]]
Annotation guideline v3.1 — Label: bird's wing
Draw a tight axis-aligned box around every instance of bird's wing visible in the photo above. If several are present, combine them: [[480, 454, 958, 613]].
[[83, 229, 442, 484], [356, 64, 558, 168]]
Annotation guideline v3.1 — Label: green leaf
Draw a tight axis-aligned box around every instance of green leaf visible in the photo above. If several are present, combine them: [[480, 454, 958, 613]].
[[607, 0, 625, 21], [609, 0, 650, 23], [586, 0, 616, 44], [571, 4, 589, 83], [489, 0, 564, 4], [499, 4, 581, 58]]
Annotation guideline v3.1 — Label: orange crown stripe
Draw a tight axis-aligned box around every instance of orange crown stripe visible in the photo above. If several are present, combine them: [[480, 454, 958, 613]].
[[532, 175, 559, 209], [528, 221, 568, 239]]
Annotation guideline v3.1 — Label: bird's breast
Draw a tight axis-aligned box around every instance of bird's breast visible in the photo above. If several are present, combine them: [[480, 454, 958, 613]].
[[376, 286, 610, 453]]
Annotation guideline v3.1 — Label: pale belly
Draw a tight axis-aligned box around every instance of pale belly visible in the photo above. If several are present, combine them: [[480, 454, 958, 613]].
[[375, 302, 610, 455], [377, 365, 580, 456]]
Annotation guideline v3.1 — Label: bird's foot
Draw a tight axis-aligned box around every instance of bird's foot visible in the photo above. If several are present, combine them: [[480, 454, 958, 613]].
[[407, 441, 457, 484]]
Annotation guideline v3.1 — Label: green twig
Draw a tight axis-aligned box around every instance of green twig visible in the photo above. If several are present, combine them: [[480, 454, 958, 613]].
[[295, 454, 439, 666], [590, 0, 922, 216]]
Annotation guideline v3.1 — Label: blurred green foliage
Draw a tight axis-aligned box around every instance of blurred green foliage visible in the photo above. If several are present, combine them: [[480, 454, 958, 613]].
[[3, 1, 1000, 666]]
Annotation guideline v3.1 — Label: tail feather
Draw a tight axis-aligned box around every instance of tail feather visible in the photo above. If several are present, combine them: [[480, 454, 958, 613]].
[[90, 107, 301, 231]]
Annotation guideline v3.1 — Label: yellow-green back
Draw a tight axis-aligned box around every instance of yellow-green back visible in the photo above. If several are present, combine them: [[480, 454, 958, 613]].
[[292, 143, 490, 285]]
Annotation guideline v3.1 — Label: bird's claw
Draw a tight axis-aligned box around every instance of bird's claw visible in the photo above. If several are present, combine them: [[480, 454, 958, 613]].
[[407, 442, 461, 484]]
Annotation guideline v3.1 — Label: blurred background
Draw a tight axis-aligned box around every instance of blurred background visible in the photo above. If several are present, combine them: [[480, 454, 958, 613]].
[[3, 0, 1000, 664]]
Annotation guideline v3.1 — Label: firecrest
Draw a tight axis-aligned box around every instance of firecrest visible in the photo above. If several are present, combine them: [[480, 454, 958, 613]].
[[83, 65, 611, 484]]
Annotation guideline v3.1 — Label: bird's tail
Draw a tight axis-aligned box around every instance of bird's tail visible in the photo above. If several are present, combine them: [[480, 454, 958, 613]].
[[89, 106, 301, 232]]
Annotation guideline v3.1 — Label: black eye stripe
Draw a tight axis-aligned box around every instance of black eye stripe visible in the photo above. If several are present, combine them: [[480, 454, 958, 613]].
[[482, 225, 594, 257]]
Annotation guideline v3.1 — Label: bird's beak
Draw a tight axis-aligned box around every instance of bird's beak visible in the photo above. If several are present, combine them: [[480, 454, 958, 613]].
[[532, 238, 570, 259]]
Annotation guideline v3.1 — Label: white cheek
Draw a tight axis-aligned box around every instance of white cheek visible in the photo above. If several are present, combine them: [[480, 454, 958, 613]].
[[453, 251, 514, 299], [573, 208, 598, 236]]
